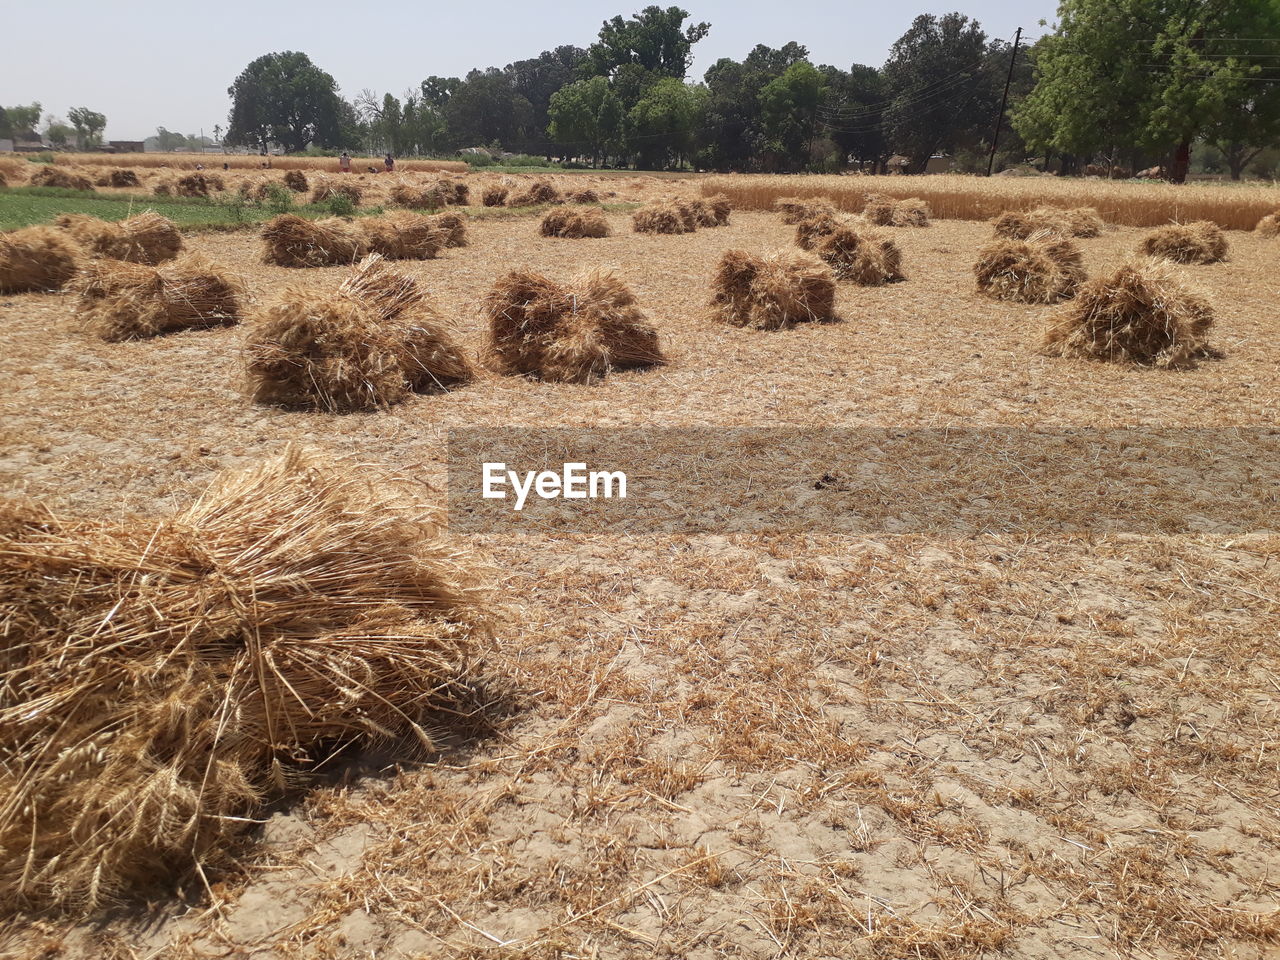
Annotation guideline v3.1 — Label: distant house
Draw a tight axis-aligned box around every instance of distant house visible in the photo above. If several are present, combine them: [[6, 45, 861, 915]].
[[108, 140, 146, 153], [11, 130, 45, 152], [885, 154, 954, 174]]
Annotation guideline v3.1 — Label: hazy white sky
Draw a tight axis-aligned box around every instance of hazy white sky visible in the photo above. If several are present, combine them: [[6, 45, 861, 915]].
[[2, 0, 1059, 141]]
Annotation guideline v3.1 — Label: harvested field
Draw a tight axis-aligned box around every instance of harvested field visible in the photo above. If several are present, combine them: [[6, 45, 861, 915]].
[[47, 151, 468, 174], [2, 203, 1279, 960]]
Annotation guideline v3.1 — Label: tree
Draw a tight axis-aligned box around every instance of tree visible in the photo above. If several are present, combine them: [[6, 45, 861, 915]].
[[1206, 76, 1280, 178], [43, 119, 74, 149], [758, 62, 826, 171], [1013, 0, 1280, 182], [584, 6, 710, 81], [226, 52, 342, 153], [628, 77, 706, 167], [1, 102, 42, 139], [882, 14, 998, 173], [153, 127, 188, 151], [506, 46, 589, 154], [548, 76, 625, 166], [701, 43, 810, 170], [818, 64, 888, 171], [67, 107, 106, 150], [444, 68, 535, 150]]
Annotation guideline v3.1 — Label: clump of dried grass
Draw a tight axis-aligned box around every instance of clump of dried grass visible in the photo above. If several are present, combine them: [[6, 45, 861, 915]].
[[633, 201, 695, 234], [283, 169, 308, 193], [54, 212, 183, 265], [704, 194, 732, 225], [710, 249, 837, 329], [482, 185, 509, 207], [508, 180, 562, 207], [993, 206, 1103, 238], [94, 169, 140, 188], [0, 227, 80, 293], [677, 197, 729, 228], [427, 211, 468, 248], [1042, 259, 1216, 368], [483, 268, 663, 383], [311, 178, 363, 205], [172, 173, 213, 198], [358, 212, 447, 261], [261, 214, 368, 268], [72, 256, 243, 341], [0, 446, 492, 911], [29, 166, 94, 191], [566, 188, 600, 204], [795, 212, 842, 250], [816, 226, 904, 286], [774, 196, 836, 224], [1255, 211, 1280, 238], [540, 207, 610, 239], [973, 230, 1085, 303], [245, 254, 472, 410], [438, 179, 469, 205], [1139, 221, 1228, 264], [863, 194, 931, 227], [390, 181, 447, 210]]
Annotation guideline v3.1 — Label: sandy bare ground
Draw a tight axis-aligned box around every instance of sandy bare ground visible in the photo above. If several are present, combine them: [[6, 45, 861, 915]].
[[2, 205, 1278, 959]]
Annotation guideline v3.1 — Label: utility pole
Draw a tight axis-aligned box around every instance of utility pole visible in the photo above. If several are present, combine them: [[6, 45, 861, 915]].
[[986, 26, 1022, 177]]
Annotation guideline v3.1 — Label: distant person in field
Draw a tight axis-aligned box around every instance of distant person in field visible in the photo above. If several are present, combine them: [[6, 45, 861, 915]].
[[222, 162, 229, 171], [339, 152, 351, 173], [384, 153, 395, 173]]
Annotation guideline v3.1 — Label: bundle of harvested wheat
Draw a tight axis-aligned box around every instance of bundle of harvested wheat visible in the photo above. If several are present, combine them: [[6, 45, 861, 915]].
[[704, 194, 732, 225], [0, 446, 491, 911], [0, 227, 80, 293], [863, 194, 930, 227], [94, 169, 140, 188], [482, 184, 509, 207], [677, 198, 729, 228], [72, 256, 243, 341], [566, 188, 600, 204], [438, 179, 469, 205], [710, 249, 837, 330], [774, 197, 836, 224], [311, 178, 363, 205], [973, 230, 1085, 303], [205, 174, 225, 191], [633, 201, 695, 234], [1255, 211, 1280, 238], [29, 166, 94, 191], [483, 268, 663, 383], [541, 207, 610, 239], [173, 173, 212, 198], [1139, 221, 1228, 264], [795, 212, 842, 250], [993, 206, 1103, 239], [358, 212, 448, 261], [430, 211, 469, 248], [390, 182, 447, 210], [261, 214, 368, 268], [1042, 259, 1216, 368], [246, 254, 472, 410], [816, 226, 904, 286], [508, 180, 562, 206], [55, 212, 183, 265], [283, 169, 308, 193]]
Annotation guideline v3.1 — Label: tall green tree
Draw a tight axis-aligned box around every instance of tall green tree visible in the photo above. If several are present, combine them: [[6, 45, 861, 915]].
[[701, 43, 809, 170], [882, 13, 997, 173], [818, 64, 888, 170], [226, 52, 342, 153], [548, 76, 625, 166], [583, 6, 710, 81], [1, 102, 42, 139], [67, 107, 106, 150], [628, 77, 706, 167], [43, 119, 74, 149], [507, 46, 589, 154], [1014, 0, 1280, 182], [759, 62, 826, 171], [443, 68, 534, 150]]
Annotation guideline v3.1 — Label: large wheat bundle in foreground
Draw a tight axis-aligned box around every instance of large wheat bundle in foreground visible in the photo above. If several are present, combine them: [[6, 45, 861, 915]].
[[710, 250, 837, 329], [72, 256, 243, 341], [816, 226, 904, 286], [974, 231, 1085, 303], [0, 227, 80, 293], [993, 206, 1102, 239], [55, 212, 183, 265], [0, 448, 492, 912], [1139, 221, 1228, 264], [483, 269, 664, 383], [541, 207, 610, 239], [430, 211, 469, 248], [261, 214, 368, 267], [1042, 259, 1216, 368], [245, 254, 472, 411]]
